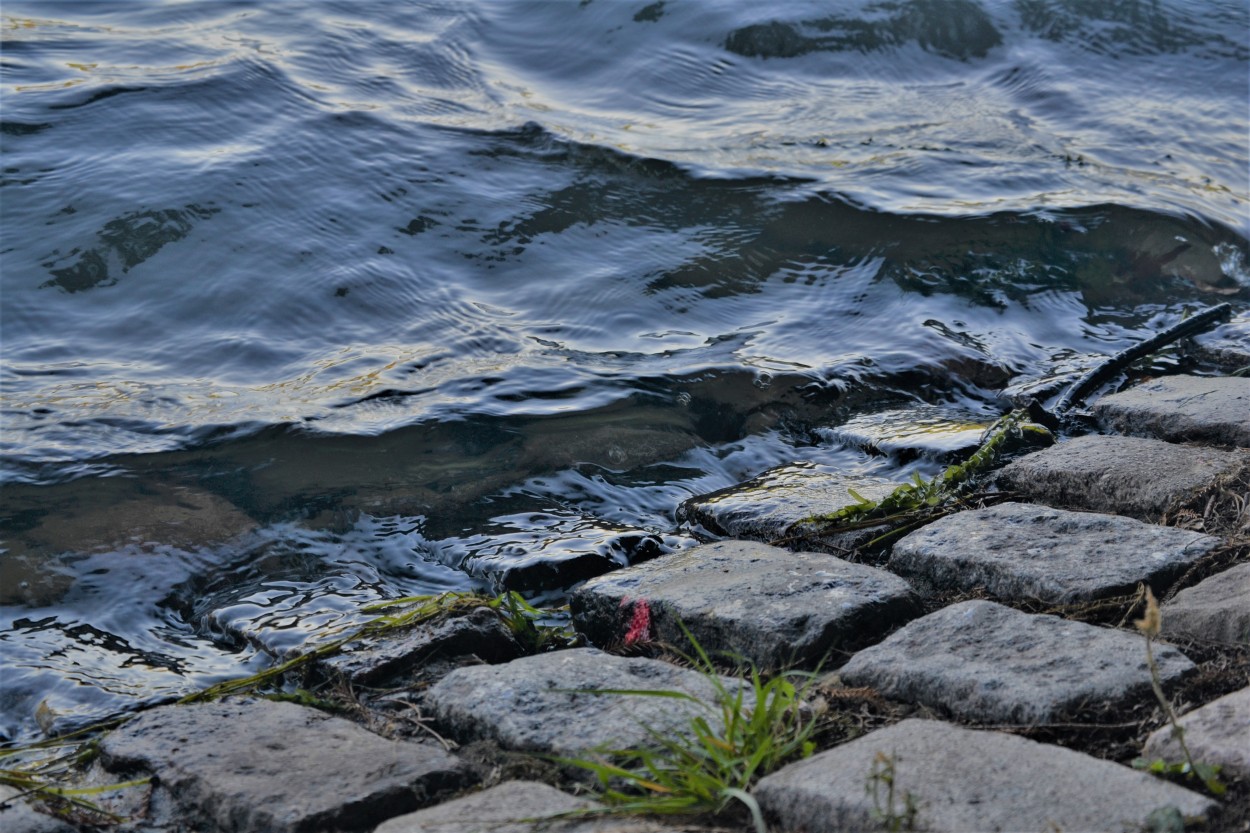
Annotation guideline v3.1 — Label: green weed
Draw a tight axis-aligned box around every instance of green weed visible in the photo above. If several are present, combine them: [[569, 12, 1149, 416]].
[[866, 750, 919, 832], [0, 744, 150, 825], [182, 590, 573, 704], [363, 589, 577, 653], [794, 407, 1052, 547], [558, 626, 820, 832]]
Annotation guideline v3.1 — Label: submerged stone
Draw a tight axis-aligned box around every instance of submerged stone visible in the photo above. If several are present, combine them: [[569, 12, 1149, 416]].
[[99, 698, 469, 833], [0, 785, 77, 833], [1187, 314, 1250, 371], [1144, 685, 1250, 781], [888, 502, 1219, 603], [753, 719, 1215, 833], [518, 413, 700, 473], [837, 600, 1194, 724], [422, 648, 748, 758], [1160, 561, 1250, 645], [1093, 374, 1250, 447], [677, 462, 899, 554], [0, 551, 76, 608], [995, 434, 1249, 520], [375, 780, 677, 833], [1, 479, 255, 559], [570, 540, 920, 669], [817, 405, 989, 461]]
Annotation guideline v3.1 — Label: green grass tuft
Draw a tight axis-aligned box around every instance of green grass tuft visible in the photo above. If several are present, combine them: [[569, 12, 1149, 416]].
[[557, 625, 820, 832]]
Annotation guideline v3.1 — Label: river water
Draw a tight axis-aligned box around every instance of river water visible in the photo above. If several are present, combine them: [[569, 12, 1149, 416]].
[[1, 1, 1247, 743]]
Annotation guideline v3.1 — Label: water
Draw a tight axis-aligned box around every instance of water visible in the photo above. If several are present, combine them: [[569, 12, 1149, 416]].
[[1, 0, 1247, 743]]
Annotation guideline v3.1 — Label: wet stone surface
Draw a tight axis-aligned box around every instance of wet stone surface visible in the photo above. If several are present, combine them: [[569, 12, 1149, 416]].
[[677, 462, 899, 554], [570, 540, 920, 669], [1188, 314, 1250, 372], [99, 698, 470, 833], [1160, 561, 1250, 646], [451, 515, 679, 593], [816, 405, 989, 461], [888, 501, 1219, 603], [375, 780, 683, 833], [995, 434, 1249, 521], [422, 648, 749, 759], [753, 719, 1216, 833], [837, 600, 1194, 724], [1144, 685, 1250, 782], [317, 607, 523, 686], [1093, 374, 1250, 447]]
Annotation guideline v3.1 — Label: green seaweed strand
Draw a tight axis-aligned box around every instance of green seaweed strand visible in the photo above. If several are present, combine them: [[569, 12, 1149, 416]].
[[795, 408, 1051, 534]]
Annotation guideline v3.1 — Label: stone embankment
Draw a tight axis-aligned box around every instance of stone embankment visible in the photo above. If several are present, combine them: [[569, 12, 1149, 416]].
[[5, 372, 1249, 833]]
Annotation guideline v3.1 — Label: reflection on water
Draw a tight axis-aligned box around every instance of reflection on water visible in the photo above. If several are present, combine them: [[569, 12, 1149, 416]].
[[0, 0, 1246, 743]]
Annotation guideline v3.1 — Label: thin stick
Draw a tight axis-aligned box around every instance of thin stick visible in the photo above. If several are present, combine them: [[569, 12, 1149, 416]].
[[1052, 303, 1232, 415]]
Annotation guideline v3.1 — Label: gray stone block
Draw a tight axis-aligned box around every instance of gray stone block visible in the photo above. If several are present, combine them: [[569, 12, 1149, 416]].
[[1160, 561, 1250, 645], [1094, 374, 1250, 447], [677, 462, 899, 553], [99, 698, 469, 833], [375, 780, 679, 832], [1144, 685, 1250, 781], [753, 719, 1215, 833], [888, 502, 1219, 603], [422, 648, 747, 758], [995, 434, 1249, 520], [318, 607, 522, 685], [838, 600, 1194, 724], [570, 540, 920, 669]]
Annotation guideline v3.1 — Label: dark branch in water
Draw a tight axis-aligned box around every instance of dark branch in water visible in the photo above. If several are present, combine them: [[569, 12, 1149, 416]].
[[1051, 303, 1233, 416]]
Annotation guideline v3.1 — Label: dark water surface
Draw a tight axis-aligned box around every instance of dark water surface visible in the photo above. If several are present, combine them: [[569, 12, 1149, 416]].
[[1, 1, 1247, 742]]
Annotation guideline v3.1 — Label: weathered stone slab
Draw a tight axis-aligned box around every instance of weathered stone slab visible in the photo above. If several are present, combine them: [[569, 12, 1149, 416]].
[[375, 780, 678, 833], [1160, 561, 1250, 645], [753, 719, 1216, 833], [677, 462, 899, 553], [818, 405, 989, 461], [888, 502, 1219, 603], [570, 540, 920, 669], [318, 607, 522, 686], [1144, 685, 1250, 781], [99, 698, 469, 833], [995, 434, 1249, 520], [0, 785, 77, 833], [423, 648, 747, 757], [837, 600, 1194, 724], [1094, 374, 1250, 447]]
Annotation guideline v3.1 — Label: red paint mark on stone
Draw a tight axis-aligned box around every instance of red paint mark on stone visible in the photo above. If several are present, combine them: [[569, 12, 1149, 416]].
[[621, 597, 653, 646]]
